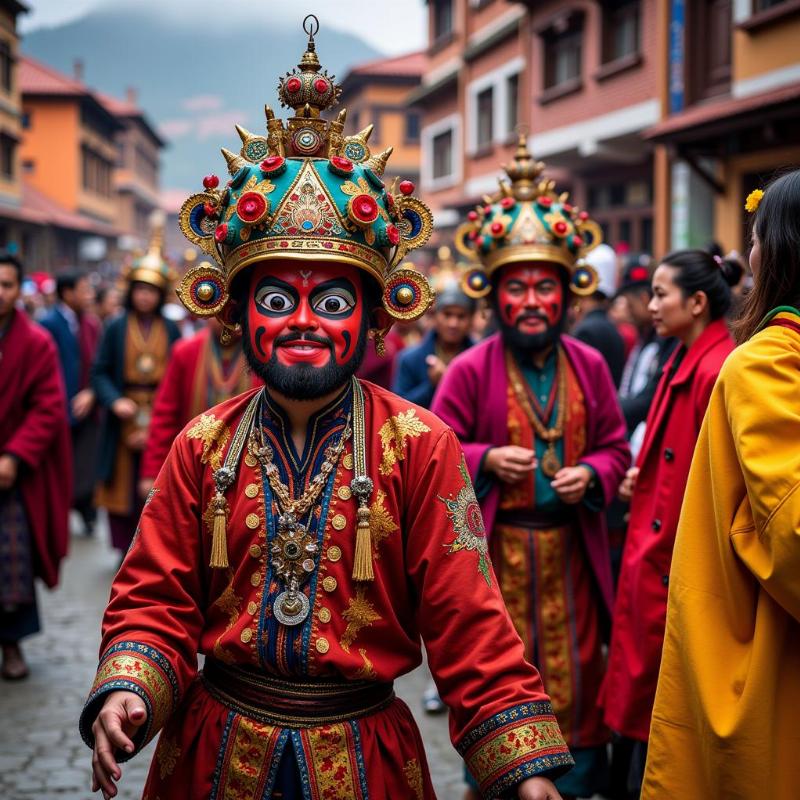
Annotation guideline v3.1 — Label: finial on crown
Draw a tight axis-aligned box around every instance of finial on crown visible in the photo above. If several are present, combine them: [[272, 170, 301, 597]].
[[501, 133, 546, 201]]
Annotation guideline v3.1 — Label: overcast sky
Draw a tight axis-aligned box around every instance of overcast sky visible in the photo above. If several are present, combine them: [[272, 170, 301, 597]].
[[21, 0, 428, 55]]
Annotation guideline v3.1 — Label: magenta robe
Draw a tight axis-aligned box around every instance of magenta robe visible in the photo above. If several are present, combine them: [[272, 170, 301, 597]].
[[0, 309, 71, 588], [431, 333, 629, 612]]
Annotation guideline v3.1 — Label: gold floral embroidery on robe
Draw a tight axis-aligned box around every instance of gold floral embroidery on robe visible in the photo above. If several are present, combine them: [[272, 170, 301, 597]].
[[404, 758, 424, 800], [439, 458, 491, 587], [378, 409, 431, 476], [340, 587, 381, 652], [370, 490, 398, 556], [212, 569, 242, 665], [186, 413, 230, 471], [155, 736, 181, 779], [353, 648, 376, 680]]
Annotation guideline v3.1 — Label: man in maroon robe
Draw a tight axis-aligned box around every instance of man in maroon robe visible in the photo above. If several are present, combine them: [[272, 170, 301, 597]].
[[0, 253, 71, 679], [432, 138, 630, 800]]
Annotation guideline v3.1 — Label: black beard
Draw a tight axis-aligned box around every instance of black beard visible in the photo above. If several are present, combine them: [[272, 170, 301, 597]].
[[241, 315, 369, 400], [498, 314, 562, 353]]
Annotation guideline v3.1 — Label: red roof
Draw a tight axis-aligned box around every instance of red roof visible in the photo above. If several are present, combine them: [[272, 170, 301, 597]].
[[97, 92, 139, 117], [17, 181, 120, 236], [19, 55, 87, 96], [645, 81, 800, 142], [346, 50, 428, 79]]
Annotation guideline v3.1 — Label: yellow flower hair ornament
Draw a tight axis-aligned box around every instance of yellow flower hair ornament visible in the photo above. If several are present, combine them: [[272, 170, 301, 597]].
[[745, 189, 764, 214]]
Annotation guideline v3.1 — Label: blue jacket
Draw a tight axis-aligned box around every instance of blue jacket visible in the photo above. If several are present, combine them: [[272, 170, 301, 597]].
[[392, 329, 473, 409], [40, 305, 81, 403]]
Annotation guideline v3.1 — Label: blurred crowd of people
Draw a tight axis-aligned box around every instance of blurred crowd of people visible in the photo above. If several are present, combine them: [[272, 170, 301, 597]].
[[4, 163, 799, 800]]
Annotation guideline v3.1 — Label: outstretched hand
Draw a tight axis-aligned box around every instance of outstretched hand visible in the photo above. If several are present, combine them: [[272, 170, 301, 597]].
[[518, 776, 563, 799], [91, 690, 148, 799]]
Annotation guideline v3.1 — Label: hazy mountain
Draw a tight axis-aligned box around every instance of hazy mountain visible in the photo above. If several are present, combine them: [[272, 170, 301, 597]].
[[22, 5, 382, 192]]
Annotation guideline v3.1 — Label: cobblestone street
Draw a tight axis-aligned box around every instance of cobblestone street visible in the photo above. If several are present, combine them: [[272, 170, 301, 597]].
[[0, 519, 464, 800]]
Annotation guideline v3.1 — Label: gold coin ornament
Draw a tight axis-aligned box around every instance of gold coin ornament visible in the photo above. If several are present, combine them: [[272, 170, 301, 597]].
[[176, 262, 229, 317], [382, 267, 434, 322], [179, 190, 222, 260], [570, 261, 599, 297]]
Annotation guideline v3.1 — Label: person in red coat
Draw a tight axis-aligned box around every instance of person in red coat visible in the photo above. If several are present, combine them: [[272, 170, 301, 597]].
[[601, 249, 739, 794], [139, 319, 257, 490], [0, 254, 71, 680]]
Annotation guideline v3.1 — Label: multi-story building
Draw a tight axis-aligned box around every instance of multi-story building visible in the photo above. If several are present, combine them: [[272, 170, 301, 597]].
[[414, 0, 800, 259], [413, 0, 659, 255], [99, 89, 165, 251], [646, 0, 800, 253], [339, 50, 427, 192], [19, 55, 122, 267]]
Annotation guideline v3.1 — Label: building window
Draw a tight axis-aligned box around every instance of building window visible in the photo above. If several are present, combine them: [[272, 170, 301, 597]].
[[405, 112, 420, 143], [754, 0, 791, 9], [0, 134, 14, 179], [433, 0, 454, 41], [476, 86, 494, 149], [0, 41, 12, 94], [506, 73, 519, 134], [21, 111, 30, 130], [601, 0, 640, 64], [543, 16, 583, 90], [22, 159, 34, 174], [432, 129, 454, 181], [82, 145, 113, 197]]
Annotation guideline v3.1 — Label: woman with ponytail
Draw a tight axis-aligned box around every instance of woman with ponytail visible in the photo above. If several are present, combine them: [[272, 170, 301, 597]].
[[642, 169, 800, 799], [601, 249, 736, 794]]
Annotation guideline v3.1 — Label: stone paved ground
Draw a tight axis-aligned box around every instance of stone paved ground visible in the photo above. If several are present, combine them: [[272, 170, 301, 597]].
[[0, 518, 464, 800]]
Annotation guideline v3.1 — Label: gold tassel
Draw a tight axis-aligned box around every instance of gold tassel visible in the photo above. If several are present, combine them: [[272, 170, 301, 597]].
[[209, 495, 229, 569], [352, 505, 374, 581]]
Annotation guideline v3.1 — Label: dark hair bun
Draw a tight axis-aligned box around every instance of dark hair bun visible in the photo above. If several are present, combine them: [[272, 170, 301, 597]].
[[718, 256, 744, 287]]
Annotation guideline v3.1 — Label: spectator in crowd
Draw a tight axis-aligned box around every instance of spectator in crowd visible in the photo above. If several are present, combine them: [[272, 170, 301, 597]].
[[0, 253, 71, 680], [95, 285, 121, 323], [40, 272, 101, 535], [602, 249, 737, 797], [139, 318, 257, 495], [92, 235, 180, 557], [572, 243, 626, 387], [643, 169, 800, 800], [393, 247, 476, 409], [616, 261, 677, 437]]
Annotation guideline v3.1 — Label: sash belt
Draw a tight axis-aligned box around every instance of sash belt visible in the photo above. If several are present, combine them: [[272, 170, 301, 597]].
[[495, 508, 575, 529], [201, 659, 395, 727]]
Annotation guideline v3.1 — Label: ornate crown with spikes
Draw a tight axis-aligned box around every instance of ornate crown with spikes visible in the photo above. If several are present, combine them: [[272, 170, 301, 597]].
[[122, 212, 177, 293], [177, 15, 434, 325], [455, 135, 603, 297]]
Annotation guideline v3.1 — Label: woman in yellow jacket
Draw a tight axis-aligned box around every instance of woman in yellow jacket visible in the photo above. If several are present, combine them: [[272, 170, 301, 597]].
[[642, 170, 800, 799]]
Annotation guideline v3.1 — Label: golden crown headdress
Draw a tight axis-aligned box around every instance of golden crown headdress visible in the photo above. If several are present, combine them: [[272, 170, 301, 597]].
[[177, 16, 434, 325]]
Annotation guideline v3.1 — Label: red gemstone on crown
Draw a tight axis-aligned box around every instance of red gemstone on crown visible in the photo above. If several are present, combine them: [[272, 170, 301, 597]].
[[483, 205, 492, 215], [476, 236, 485, 247], [260, 156, 285, 173], [214, 223, 228, 243], [467, 210, 479, 222], [386, 224, 400, 245], [314, 78, 329, 94], [490, 221, 504, 236], [286, 77, 302, 93], [203, 202, 217, 218], [501, 197, 515, 209], [578, 211, 589, 221], [399, 180, 415, 196], [237, 191, 268, 224], [330, 156, 354, 173], [563, 203, 573, 213], [537, 196, 553, 207], [573, 235, 584, 247], [203, 174, 219, 189], [553, 221, 568, 235], [351, 194, 379, 223]]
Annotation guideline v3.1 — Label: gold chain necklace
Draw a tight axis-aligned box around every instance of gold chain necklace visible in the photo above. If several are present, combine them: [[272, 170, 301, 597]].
[[506, 348, 567, 478], [249, 400, 352, 626]]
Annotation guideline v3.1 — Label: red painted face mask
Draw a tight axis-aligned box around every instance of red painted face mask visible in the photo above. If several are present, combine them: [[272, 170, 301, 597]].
[[496, 263, 564, 335], [246, 261, 365, 370]]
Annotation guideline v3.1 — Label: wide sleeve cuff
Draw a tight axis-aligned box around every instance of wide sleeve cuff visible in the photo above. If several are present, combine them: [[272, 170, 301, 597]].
[[78, 641, 180, 761], [456, 701, 574, 800]]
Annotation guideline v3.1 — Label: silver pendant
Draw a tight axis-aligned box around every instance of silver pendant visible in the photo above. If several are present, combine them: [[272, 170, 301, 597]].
[[273, 590, 310, 626]]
